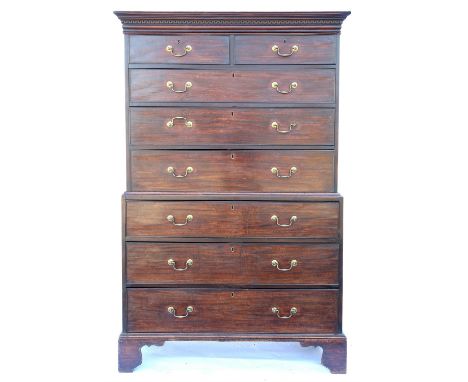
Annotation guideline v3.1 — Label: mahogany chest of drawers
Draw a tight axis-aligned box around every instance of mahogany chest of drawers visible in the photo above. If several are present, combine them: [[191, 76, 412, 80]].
[[115, 11, 350, 373]]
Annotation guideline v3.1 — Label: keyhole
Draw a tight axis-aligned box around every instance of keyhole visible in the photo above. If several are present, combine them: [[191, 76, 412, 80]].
[[230, 247, 235, 252], [231, 292, 234, 297], [232, 73, 235, 77], [231, 205, 234, 210], [231, 111, 234, 117], [231, 154, 235, 159], [283, 39, 286, 43]]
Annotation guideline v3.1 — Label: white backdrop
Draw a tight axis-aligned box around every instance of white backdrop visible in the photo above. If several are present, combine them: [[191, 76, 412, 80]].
[[1, 1, 467, 381]]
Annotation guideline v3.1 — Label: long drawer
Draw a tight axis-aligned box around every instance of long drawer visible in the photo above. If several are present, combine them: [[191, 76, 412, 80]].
[[129, 69, 335, 103], [126, 243, 340, 286], [130, 150, 335, 192], [129, 107, 335, 147], [125, 200, 340, 239], [127, 288, 339, 333]]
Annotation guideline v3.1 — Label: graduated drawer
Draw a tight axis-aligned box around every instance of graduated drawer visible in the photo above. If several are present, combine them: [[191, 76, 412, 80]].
[[129, 69, 335, 103], [130, 107, 335, 146], [127, 288, 338, 334], [125, 200, 340, 239], [130, 150, 334, 192], [129, 35, 229, 64], [126, 243, 339, 286], [235, 35, 337, 64]]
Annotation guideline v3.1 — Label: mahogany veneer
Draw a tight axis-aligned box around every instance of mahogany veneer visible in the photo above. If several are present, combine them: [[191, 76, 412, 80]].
[[130, 35, 230, 64], [126, 243, 340, 286], [115, 11, 350, 373], [130, 150, 335, 192], [130, 69, 335, 103], [234, 35, 337, 64], [127, 289, 339, 333], [125, 200, 340, 239], [129, 107, 335, 147]]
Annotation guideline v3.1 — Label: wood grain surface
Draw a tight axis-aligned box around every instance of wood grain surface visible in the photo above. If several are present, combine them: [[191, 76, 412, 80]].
[[235, 35, 336, 64], [127, 288, 339, 333], [129, 107, 335, 146], [129, 69, 335, 103], [126, 243, 339, 286], [125, 200, 340, 239], [130, 150, 335, 192], [129, 35, 229, 64]]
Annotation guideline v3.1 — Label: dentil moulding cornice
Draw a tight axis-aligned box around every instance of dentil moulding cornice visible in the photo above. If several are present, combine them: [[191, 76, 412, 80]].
[[114, 11, 351, 34]]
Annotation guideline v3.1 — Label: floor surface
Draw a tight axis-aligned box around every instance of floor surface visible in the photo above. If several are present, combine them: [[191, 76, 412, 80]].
[[132, 341, 331, 380]]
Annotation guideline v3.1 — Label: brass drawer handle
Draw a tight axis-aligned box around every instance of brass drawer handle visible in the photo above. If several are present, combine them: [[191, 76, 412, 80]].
[[272, 259, 298, 271], [167, 166, 193, 177], [167, 214, 193, 226], [168, 258, 193, 271], [167, 306, 193, 318], [166, 81, 192, 93], [272, 81, 298, 94], [272, 121, 297, 134], [272, 306, 297, 319], [167, 116, 193, 128], [271, 215, 297, 227], [272, 44, 299, 57], [166, 44, 192, 57], [271, 167, 297, 178]]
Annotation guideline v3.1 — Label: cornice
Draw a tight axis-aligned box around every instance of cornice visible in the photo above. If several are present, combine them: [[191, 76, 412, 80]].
[[114, 11, 351, 35]]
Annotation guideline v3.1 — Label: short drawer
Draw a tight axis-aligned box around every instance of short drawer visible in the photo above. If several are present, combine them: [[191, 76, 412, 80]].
[[126, 243, 339, 286], [130, 150, 335, 193], [127, 288, 339, 333], [129, 69, 335, 103], [130, 107, 335, 147], [235, 35, 337, 64], [129, 35, 229, 64], [125, 200, 340, 239]]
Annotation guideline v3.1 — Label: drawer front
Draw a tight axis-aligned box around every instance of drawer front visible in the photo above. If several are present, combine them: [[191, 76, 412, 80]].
[[130, 107, 335, 146], [235, 35, 337, 64], [129, 35, 229, 64], [130, 150, 335, 192], [126, 201, 340, 239], [130, 69, 335, 103], [127, 243, 339, 286], [127, 288, 338, 333]]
